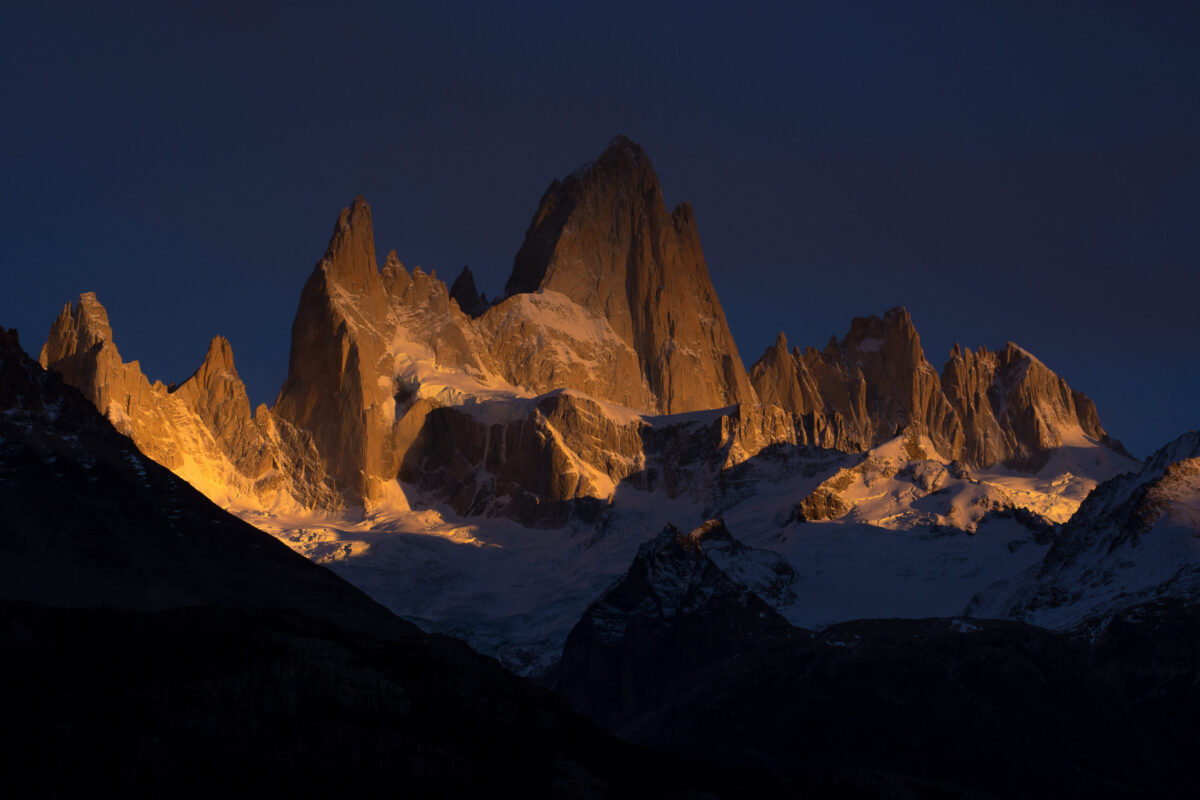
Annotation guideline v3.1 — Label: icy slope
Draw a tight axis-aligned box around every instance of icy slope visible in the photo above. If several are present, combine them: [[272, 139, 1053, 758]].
[[968, 431, 1200, 628], [242, 428, 1122, 676]]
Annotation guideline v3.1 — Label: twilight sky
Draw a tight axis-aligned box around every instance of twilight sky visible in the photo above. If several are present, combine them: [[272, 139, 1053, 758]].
[[2, 1, 1197, 457]]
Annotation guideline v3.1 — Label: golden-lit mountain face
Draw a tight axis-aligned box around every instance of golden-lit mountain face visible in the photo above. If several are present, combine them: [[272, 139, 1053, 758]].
[[39, 137, 1129, 521], [748, 309, 1125, 471], [507, 135, 758, 414], [39, 293, 341, 512]]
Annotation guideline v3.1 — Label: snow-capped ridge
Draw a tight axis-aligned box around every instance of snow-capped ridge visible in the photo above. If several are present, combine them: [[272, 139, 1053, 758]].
[[967, 428, 1200, 629]]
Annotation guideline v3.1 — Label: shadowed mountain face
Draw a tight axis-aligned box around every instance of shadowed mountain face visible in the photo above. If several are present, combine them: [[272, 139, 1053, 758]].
[[557, 520, 794, 730], [449, 264, 490, 316], [557, 518, 1200, 796]]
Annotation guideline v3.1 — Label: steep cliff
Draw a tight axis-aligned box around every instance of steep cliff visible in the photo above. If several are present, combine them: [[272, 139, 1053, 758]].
[[39, 294, 338, 511], [751, 308, 1128, 470], [505, 135, 757, 414]]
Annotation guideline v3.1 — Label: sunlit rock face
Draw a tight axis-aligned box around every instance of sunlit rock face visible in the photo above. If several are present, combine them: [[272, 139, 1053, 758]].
[[505, 135, 758, 415], [270, 194, 658, 511], [3, 325, 380, 619], [750, 308, 1128, 471], [37, 137, 1130, 525], [265, 137, 780, 514], [941, 341, 1125, 470], [39, 294, 339, 511], [481, 290, 655, 413], [274, 197, 400, 508], [751, 308, 962, 457], [397, 391, 645, 526]]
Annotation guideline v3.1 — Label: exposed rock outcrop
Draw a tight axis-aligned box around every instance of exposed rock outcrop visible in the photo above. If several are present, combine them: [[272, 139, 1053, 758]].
[[505, 135, 758, 414], [37, 139, 1131, 526], [395, 390, 808, 526], [751, 308, 963, 458], [398, 391, 644, 526], [751, 309, 1128, 471], [39, 294, 338, 511], [274, 197, 399, 508], [448, 265, 489, 317], [942, 341, 1128, 470], [482, 290, 656, 412]]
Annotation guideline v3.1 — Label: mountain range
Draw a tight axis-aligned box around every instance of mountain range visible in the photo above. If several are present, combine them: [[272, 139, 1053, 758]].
[[7, 135, 1199, 795]]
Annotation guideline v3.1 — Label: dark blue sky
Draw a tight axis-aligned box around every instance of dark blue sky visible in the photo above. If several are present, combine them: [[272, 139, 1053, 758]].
[[3, 1, 1197, 457]]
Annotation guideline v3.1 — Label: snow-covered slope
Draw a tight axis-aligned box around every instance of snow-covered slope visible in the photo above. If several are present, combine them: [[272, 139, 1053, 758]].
[[772, 429, 1136, 532], [968, 431, 1200, 628], [243, 425, 1130, 675]]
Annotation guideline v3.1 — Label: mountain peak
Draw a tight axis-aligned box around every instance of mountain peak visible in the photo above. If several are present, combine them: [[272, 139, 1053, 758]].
[[201, 335, 236, 373], [0, 327, 19, 353], [690, 517, 734, 545], [999, 341, 1046, 368], [449, 264, 488, 316], [590, 134, 650, 172], [564, 135, 651, 183], [605, 133, 644, 155], [38, 292, 117, 370], [502, 138, 755, 414], [75, 292, 114, 344], [320, 196, 379, 297], [844, 306, 916, 342]]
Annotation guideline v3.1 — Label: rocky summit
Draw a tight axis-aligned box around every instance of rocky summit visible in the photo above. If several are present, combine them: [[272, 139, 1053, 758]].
[[506, 135, 758, 414], [749, 307, 1125, 470], [39, 293, 339, 512]]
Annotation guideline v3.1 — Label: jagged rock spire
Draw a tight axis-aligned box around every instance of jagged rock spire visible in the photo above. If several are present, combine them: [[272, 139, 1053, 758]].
[[751, 306, 1128, 469], [503, 135, 757, 414], [37, 293, 339, 509], [449, 265, 488, 316], [274, 196, 395, 506], [942, 339, 1128, 468]]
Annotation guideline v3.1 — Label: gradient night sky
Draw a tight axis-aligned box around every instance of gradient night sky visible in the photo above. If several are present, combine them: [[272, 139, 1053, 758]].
[[3, 2, 1197, 458]]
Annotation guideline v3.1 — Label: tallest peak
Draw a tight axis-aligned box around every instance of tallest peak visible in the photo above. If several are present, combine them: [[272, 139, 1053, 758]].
[[596, 134, 648, 165], [504, 135, 755, 414], [571, 135, 655, 185], [602, 134, 646, 157]]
